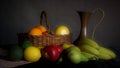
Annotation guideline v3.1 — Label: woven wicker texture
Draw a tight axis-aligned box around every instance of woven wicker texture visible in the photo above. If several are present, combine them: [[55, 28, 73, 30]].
[[18, 11, 72, 48]]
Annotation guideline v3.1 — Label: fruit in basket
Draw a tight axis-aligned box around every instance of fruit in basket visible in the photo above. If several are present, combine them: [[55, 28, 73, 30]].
[[55, 25, 70, 35], [28, 27, 42, 36], [41, 45, 63, 62], [9, 45, 23, 61], [24, 46, 41, 62], [28, 25, 48, 36], [35, 25, 48, 35]]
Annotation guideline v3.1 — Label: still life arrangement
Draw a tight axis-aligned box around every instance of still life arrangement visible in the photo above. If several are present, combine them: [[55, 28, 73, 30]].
[[8, 8, 117, 66]]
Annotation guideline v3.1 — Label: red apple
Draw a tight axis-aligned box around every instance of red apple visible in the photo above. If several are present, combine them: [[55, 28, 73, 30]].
[[54, 45, 63, 53], [41, 45, 63, 62]]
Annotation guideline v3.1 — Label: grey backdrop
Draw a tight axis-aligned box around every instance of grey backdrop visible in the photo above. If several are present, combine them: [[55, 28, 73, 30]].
[[0, 0, 120, 48]]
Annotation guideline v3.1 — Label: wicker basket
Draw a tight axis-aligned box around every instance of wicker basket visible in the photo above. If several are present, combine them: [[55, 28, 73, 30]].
[[18, 11, 72, 48]]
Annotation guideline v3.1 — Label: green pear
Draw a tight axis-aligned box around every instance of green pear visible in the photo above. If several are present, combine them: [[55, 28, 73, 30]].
[[66, 46, 81, 53], [80, 53, 89, 62], [67, 50, 82, 64]]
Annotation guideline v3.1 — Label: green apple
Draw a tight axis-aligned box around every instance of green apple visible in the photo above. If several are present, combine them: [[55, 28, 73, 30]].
[[67, 50, 82, 64], [55, 25, 70, 35], [22, 41, 33, 49], [62, 43, 74, 50]]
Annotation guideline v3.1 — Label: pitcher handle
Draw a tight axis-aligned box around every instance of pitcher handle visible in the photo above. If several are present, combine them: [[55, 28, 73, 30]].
[[92, 8, 105, 40]]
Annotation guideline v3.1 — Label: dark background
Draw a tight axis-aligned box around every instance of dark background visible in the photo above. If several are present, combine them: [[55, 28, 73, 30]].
[[0, 0, 120, 48]]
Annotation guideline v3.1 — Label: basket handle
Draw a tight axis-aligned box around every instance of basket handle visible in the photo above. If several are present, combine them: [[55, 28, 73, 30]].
[[40, 11, 51, 33]]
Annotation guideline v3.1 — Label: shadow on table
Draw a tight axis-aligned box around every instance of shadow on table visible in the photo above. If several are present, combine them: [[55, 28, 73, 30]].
[[14, 58, 120, 68]]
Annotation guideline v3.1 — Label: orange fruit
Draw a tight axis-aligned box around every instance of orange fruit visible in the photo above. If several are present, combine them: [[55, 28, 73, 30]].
[[35, 25, 48, 35], [28, 27, 42, 36], [35, 25, 47, 32]]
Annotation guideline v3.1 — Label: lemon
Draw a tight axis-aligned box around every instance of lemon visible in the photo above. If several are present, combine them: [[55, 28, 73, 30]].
[[24, 46, 41, 62], [55, 25, 70, 35]]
